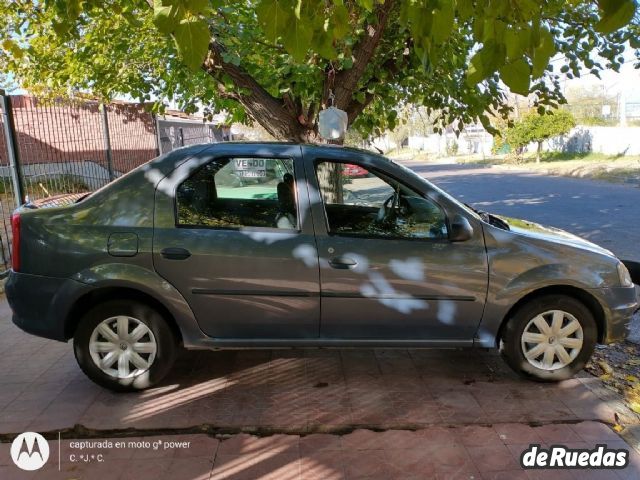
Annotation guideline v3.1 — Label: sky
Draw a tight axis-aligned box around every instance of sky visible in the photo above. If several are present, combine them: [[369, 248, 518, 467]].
[[558, 51, 640, 102]]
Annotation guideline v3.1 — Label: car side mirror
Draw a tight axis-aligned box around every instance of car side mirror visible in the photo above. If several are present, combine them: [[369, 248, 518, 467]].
[[449, 214, 474, 242]]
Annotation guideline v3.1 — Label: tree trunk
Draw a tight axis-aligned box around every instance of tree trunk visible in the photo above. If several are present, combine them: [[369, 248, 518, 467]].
[[536, 141, 542, 163], [315, 161, 344, 204], [196, 3, 394, 202]]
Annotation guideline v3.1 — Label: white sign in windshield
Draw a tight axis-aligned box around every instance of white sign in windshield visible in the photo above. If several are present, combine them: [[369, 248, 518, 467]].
[[234, 158, 266, 178]]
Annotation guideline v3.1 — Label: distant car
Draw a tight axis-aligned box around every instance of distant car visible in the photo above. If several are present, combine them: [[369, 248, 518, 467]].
[[6, 143, 638, 391], [343, 163, 369, 177]]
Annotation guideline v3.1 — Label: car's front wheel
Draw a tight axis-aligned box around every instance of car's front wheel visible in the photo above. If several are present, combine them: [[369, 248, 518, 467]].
[[73, 300, 177, 392], [500, 294, 597, 381]]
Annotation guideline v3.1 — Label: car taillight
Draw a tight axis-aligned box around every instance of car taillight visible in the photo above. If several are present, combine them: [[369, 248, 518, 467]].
[[11, 213, 20, 272]]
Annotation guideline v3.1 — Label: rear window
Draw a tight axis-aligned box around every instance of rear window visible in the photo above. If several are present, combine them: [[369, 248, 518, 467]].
[[176, 157, 298, 230]]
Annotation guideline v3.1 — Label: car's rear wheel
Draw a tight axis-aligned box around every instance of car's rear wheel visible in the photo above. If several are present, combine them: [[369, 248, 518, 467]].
[[500, 294, 597, 381], [73, 300, 177, 392]]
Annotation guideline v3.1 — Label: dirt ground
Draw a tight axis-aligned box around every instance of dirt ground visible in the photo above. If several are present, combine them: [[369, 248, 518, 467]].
[[587, 340, 640, 420]]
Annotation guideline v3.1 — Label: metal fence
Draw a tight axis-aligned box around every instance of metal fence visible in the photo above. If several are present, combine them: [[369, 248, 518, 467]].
[[562, 102, 640, 126], [0, 91, 220, 275], [157, 118, 222, 154]]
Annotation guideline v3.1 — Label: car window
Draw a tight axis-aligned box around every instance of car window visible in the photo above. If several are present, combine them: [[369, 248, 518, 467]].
[[315, 160, 447, 239], [177, 157, 298, 230]]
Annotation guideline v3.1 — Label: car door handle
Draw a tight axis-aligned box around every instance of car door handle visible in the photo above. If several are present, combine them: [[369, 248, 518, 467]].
[[160, 247, 191, 260], [328, 256, 358, 269]]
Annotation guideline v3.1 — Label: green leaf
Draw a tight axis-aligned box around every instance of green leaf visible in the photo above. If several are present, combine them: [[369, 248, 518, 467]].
[[472, 15, 484, 39], [173, 18, 210, 70], [185, 0, 209, 14], [505, 27, 530, 60], [153, 0, 185, 34], [282, 15, 313, 61], [357, 0, 374, 12], [57, 0, 82, 23], [499, 58, 531, 95], [466, 41, 506, 86], [2, 39, 23, 59], [331, 4, 350, 39], [256, 0, 292, 42], [312, 31, 337, 59], [466, 55, 484, 86], [479, 114, 499, 135], [457, 0, 474, 21], [531, 27, 555, 78], [432, 1, 455, 43], [596, 0, 636, 34]]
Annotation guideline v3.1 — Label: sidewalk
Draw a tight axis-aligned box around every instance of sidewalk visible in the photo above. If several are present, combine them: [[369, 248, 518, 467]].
[[1, 296, 639, 479], [3, 424, 639, 480]]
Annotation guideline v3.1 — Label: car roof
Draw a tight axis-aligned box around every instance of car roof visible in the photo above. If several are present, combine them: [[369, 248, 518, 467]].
[[195, 141, 388, 161], [147, 142, 390, 174]]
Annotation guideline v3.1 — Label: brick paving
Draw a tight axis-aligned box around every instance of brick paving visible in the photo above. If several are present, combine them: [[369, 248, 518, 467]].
[[1, 296, 640, 478]]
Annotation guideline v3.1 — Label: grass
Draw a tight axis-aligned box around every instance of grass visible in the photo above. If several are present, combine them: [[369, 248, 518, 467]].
[[386, 148, 433, 163], [0, 174, 89, 197], [460, 152, 640, 185], [386, 147, 640, 185], [387, 148, 491, 164]]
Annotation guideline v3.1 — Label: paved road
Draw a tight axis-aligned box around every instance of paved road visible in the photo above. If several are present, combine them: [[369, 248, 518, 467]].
[[411, 161, 640, 341], [413, 162, 640, 261]]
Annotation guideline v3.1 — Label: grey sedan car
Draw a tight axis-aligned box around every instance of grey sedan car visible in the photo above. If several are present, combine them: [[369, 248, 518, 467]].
[[6, 143, 638, 391]]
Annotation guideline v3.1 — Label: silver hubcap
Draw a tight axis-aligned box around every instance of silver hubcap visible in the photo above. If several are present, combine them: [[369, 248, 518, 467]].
[[521, 310, 584, 371], [89, 316, 157, 379]]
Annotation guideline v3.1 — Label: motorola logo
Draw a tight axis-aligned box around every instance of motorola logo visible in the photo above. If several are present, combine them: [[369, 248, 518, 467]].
[[10, 432, 50, 471]]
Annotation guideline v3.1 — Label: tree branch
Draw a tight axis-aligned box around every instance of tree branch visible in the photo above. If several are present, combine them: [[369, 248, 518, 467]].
[[346, 92, 375, 124], [144, 0, 310, 140], [331, 0, 396, 110], [343, 50, 409, 124], [203, 39, 309, 140]]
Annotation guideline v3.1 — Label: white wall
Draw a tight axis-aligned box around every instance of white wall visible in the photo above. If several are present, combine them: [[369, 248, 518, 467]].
[[546, 125, 640, 156], [407, 130, 493, 156], [411, 125, 640, 157]]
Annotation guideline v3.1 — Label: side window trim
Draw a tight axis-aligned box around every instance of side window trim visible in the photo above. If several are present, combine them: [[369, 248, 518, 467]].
[[312, 158, 450, 242], [174, 155, 301, 232]]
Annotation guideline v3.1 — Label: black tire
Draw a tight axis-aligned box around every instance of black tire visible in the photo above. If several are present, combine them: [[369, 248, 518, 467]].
[[73, 300, 177, 392], [500, 294, 597, 381]]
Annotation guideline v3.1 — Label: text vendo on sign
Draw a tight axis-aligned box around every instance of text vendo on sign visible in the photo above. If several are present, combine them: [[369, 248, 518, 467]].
[[234, 158, 266, 178]]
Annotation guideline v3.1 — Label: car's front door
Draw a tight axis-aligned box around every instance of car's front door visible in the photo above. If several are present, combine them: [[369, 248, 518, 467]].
[[153, 144, 320, 339], [302, 148, 488, 343]]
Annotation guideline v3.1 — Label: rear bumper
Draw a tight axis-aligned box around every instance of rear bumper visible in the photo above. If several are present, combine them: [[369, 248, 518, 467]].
[[6, 271, 91, 342], [593, 286, 639, 344]]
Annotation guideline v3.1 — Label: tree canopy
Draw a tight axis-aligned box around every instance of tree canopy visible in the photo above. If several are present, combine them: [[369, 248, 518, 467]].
[[505, 109, 577, 161], [1, 0, 638, 141]]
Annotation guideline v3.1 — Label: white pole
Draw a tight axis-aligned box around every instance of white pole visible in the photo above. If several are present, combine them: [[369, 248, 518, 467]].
[[619, 86, 627, 127]]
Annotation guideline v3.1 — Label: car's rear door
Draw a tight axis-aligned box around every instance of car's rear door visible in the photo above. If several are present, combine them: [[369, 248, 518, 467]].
[[301, 146, 488, 343], [152, 143, 320, 340]]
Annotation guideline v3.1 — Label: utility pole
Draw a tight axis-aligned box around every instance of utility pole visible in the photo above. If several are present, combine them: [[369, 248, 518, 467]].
[[0, 90, 26, 205], [619, 87, 627, 127], [99, 104, 115, 181]]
